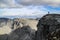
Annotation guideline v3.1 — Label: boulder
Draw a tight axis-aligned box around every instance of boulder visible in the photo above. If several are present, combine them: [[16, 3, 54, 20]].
[[36, 14, 60, 40]]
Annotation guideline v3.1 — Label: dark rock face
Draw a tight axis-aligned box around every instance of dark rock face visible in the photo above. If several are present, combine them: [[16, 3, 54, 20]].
[[0, 34, 8, 40], [12, 21, 20, 29], [0, 26, 35, 40], [9, 26, 35, 40], [0, 18, 9, 22], [36, 14, 60, 40], [48, 29, 60, 40], [1, 14, 60, 40], [0, 18, 10, 27]]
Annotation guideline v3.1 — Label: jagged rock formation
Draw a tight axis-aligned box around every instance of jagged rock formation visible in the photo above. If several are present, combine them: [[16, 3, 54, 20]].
[[0, 18, 13, 34], [8, 26, 35, 40], [0, 18, 30, 35], [0, 26, 35, 40], [1, 14, 60, 40], [36, 14, 60, 40], [12, 18, 38, 30], [12, 20, 23, 29], [0, 18, 38, 40], [0, 18, 10, 27]]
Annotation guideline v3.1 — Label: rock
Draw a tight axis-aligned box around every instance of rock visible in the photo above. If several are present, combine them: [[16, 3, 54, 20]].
[[36, 14, 60, 40], [11, 18, 29, 30], [0, 26, 35, 40], [12, 20, 22, 29], [0, 34, 8, 40], [0, 18, 37, 40], [0, 18, 10, 27], [0, 18, 13, 35], [8, 26, 35, 40]]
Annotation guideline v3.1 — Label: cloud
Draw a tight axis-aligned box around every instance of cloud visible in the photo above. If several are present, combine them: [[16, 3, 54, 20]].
[[0, 0, 24, 8], [0, 6, 48, 17], [0, 0, 60, 8], [16, 0, 60, 7]]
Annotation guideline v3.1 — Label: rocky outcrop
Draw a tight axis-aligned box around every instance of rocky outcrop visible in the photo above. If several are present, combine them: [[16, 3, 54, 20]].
[[0, 18, 10, 27], [0, 18, 30, 35], [0, 26, 35, 40], [36, 14, 60, 40], [8, 26, 35, 40], [0, 18, 13, 35], [0, 34, 8, 40], [0, 18, 37, 40], [1, 14, 60, 40]]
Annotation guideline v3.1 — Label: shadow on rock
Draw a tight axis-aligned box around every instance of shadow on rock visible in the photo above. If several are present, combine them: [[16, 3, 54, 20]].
[[0, 34, 8, 40], [0, 26, 36, 40], [8, 26, 35, 40]]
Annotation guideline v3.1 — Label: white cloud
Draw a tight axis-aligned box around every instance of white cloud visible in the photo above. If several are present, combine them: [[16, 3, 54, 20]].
[[13, 0, 60, 7], [0, 0, 24, 8], [0, 6, 48, 17], [0, 0, 60, 8], [0, 3, 8, 8]]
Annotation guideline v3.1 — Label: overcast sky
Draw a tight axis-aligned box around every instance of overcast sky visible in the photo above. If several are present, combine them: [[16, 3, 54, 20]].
[[0, 0, 60, 18]]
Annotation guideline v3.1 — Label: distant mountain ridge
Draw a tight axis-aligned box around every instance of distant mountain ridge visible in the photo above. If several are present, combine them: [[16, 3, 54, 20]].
[[0, 18, 38, 35], [0, 15, 41, 19]]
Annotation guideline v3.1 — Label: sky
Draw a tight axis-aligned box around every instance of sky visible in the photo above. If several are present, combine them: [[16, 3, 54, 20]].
[[0, 0, 60, 18]]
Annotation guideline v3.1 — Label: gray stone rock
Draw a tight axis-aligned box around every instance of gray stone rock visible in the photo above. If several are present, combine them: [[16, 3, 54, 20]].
[[7, 26, 35, 40], [36, 14, 60, 40], [0, 26, 35, 40], [0, 34, 8, 40]]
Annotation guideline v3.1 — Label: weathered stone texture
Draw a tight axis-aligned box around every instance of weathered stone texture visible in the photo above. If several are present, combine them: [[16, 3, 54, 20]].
[[36, 14, 60, 40]]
